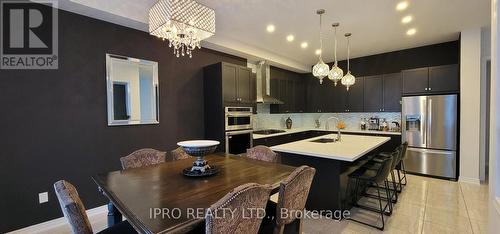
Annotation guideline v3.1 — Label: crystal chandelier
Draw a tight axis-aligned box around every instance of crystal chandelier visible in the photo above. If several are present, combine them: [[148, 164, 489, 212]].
[[149, 0, 215, 58], [341, 33, 356, 90], [312, 9, 330, 84], [328, 23, 343, 86]]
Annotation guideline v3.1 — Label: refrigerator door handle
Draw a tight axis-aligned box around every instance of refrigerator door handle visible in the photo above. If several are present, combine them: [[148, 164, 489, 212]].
[[427, 98, 432, 145], [421, 98, 427, 146]]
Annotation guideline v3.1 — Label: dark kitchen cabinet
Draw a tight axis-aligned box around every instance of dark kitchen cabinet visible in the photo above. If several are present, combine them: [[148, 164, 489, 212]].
[[219, 63, 255, 105], [429, 64, 459, 93], [364, 75, 383, 112], [205, 62, 256, 108], [330, 84, 347, 112], [402, 64, 459, 95], [222, 64, 238, 102], [330, 77, 363, 112], [237, 67, 252, 103], [270, 68, 307, 113], [294, 79, 307, 113], [307, 76, 330, 113], [402, 67, 429, 94], [346, 76, 364, 112], [383, 73, 402, 112]]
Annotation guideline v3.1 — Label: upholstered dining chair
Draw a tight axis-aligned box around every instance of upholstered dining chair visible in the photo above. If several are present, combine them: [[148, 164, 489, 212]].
[[273, 165, 316, 234], [53, 180, 136, 234], [246, 145, 278, 163], [170, 147, 191, 161], [120, 148, 166, 170], [205, 183, 272, 234]]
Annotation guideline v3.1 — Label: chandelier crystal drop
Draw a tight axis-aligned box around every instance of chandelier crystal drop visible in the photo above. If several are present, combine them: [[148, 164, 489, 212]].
[[312, 9, 330, 83], [341, 33, 355, 90], [328, 23, 344, 86], [149, 0, 215, 58]]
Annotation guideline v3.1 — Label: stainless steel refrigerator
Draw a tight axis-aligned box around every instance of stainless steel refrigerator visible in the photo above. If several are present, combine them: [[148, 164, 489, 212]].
[[402, 94, 458, 179]]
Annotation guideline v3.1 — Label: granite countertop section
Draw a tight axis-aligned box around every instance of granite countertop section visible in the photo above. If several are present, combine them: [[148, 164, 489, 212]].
[[270, 134, 391, 162], [253, 128, 401, 139]]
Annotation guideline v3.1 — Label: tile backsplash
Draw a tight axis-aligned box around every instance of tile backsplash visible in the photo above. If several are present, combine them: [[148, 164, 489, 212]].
[[254, 104, 401, 130]]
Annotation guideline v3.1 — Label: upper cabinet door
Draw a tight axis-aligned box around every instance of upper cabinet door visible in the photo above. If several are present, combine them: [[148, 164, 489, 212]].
[[363, 75, 383, 112], [307, 76, 324, 112], [383, 73, 402, 112], [428, 64, 459, 93], [347, 76, 364, 112], [237, 67, 252, 103], [294, 79, 307, 113], [222, 64, 238, 103], [331, 82, 348, 112], [402, 67, 429, 94]]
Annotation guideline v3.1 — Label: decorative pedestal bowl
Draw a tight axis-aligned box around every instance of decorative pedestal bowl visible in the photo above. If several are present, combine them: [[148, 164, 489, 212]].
[[177, 140, 220, 177]]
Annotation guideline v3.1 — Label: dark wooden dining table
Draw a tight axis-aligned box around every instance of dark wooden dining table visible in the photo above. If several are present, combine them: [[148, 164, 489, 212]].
[[92, 153, 297, 234]]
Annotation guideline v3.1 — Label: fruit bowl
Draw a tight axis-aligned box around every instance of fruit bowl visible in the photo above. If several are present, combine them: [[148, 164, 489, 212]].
[[177, 140, 220, 177]]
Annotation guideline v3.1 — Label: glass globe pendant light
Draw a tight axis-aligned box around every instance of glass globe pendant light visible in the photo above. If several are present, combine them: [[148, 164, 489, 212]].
[[328, 23, 343, 86], [341, 33, 356, 90], [312, 9, 330, 84]]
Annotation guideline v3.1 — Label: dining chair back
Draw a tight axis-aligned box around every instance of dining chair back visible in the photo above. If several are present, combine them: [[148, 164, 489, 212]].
[[120, 148, 166, 169], [275, 165, 316, 233], [205, 183, 272, 234], [54, 180, 93, 234], [246, 145, 277, 163], [170, 147, 191, 161]]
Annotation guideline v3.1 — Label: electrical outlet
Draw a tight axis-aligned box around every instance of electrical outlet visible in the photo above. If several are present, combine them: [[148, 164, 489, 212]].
[[39, 192, 49, 204]]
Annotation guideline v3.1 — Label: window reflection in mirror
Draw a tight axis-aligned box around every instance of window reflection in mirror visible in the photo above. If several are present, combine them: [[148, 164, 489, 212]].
[[106, 54, 159, 126]]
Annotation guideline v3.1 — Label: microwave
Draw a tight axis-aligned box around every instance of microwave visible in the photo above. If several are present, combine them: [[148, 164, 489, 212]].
[[225, 107, 253, 131]]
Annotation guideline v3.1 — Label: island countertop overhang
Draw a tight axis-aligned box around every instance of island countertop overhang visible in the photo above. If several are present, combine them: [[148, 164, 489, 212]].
[[270, 134, 391, 162]]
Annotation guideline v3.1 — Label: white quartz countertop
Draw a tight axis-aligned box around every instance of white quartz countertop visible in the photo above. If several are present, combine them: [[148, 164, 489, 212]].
[[253, 128, 401, 139], [270, 134, 390, 162]]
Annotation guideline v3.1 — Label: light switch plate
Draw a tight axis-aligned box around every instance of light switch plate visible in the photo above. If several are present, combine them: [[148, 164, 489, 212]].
[[39, 192, 48, 204]]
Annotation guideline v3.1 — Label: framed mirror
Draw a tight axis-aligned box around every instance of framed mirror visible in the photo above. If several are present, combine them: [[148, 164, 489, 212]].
[[106, 54, 159, 126]]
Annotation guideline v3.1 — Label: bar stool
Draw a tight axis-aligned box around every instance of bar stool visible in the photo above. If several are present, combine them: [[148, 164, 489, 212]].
[[397, 142, 409, 187], [346, 156, 394, 230], [362, 146, 403, 203]]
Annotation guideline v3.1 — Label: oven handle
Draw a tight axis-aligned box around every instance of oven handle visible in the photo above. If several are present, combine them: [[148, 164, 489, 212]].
[[225, 129, 254, 136], [225, 113, 253, 117]]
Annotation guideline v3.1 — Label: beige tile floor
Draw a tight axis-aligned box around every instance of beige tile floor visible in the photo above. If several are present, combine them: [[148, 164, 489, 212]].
[[11, 174, 494, 234], [302, 174, 492, 234]]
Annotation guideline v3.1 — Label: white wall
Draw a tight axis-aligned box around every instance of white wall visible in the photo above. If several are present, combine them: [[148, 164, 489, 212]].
[[490, 0, 500, 217], [460, 28, 482, 184], [480, 27, 491, 181]]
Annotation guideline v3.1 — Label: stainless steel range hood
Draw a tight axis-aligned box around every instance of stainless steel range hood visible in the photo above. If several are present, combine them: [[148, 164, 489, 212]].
[[256, 61, 284, 104]]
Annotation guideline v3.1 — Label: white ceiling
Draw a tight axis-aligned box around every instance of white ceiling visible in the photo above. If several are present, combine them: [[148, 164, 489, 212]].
[[60, 0, 490, 72]]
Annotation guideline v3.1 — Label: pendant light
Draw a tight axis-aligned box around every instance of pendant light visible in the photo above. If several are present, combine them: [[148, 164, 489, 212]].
[[341, 33, 355, 90], [312, 9, 329, 84], [328, 23, 343, 86]]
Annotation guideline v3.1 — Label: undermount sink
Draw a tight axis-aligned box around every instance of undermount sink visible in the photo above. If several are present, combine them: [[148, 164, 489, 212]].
[[253, 129, 287, 135], [310, 138, 337, 143]]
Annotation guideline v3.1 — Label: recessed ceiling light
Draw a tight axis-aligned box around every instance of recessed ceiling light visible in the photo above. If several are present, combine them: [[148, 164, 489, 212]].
[[301, 42, 308, 49], [266, 24, 275, 33], [396, 1, 409, 11], [406, 28, 417, 36], [286, 35, 295, 42], [315, 49, 322, 55], [402, 15, 412, 24]]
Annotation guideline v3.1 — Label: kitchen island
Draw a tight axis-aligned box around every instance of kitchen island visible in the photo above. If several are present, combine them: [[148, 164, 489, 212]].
[[271, 134, 391, 214]]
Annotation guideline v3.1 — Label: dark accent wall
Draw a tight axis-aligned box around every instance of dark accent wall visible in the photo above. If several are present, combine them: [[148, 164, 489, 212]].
[[0, 5, 245, 233]]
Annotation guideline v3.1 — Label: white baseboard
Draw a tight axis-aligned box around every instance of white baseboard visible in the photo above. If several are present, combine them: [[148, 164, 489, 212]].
[[7, 205, 108, 234], [458, 176, 481, 184]]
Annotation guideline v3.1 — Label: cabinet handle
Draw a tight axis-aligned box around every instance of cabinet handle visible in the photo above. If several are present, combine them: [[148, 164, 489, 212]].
[[425, 88, 428, 91], [429, 87, 432, 91]]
